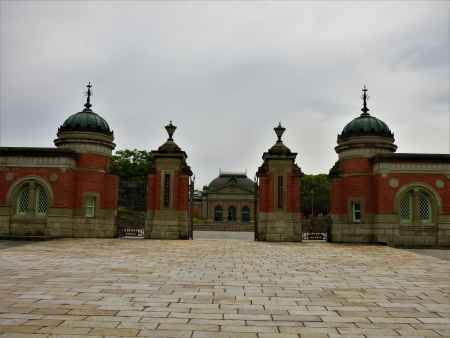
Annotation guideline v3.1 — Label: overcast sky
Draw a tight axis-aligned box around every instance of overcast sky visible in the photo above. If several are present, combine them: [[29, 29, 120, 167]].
[[1, 1, 448, 188]]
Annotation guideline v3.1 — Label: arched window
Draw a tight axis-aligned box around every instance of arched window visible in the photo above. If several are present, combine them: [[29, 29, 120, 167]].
[[227, 206, 236, 222], [399, 191, 412, 223], [242, 206, 250, 223], [36, 186, 49, 215], [15, 182, 49, 216], [17, 187, 30, 214], [214, 205, 223, 222], [398, 188, 435, 225]]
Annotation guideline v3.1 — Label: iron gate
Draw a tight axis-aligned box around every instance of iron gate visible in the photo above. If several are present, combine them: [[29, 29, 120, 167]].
[[302, 216, 331, 241], [116, 211, 145, 238]]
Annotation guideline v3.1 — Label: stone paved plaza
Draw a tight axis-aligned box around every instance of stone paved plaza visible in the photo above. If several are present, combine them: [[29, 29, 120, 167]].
[[0, 239, 449, 338]]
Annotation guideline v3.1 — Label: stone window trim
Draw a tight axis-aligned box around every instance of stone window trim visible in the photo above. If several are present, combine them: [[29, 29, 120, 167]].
[[7, 176, 53, 217], [83, 192, 100, 218], [347, 198, 364, 224], [394, 183, 440, 225]]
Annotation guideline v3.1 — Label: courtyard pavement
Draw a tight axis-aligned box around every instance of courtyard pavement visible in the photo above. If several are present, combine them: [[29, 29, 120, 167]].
[[0, 239, 449, 338]]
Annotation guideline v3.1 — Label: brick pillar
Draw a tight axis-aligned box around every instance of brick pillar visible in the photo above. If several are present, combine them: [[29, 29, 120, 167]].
[[256, 123, 303, 242], [145, 122, 193, 239]]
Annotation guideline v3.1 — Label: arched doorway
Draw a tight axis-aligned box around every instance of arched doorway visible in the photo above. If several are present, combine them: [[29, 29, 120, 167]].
[[227, 206, 237, 222]]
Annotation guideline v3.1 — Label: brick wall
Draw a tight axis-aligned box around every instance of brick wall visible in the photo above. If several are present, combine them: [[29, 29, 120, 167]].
[[147, 171, 161, 211], [258, 176, 272, 212], [175, 174, 189, 211], [287, 174, 300, 213]]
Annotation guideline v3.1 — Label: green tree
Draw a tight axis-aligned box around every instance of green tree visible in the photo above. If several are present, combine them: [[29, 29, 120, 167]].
[[301, 174, 330, 217], [110, 149, 153, 179]]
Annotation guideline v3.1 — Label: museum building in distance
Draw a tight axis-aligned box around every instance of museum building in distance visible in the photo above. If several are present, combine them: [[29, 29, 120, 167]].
[[329, 86, 450, 247]]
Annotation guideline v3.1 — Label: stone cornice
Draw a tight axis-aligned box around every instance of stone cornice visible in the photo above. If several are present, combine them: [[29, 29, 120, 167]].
[[0, 147, 78, 158], [373, 162, 450, 175], [342, 172, 371, 177], [0, 155, 76, 168], [205, 194, 255, 201]]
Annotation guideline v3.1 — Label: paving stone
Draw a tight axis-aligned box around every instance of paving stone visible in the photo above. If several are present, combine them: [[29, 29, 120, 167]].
[[89, 327, 140, 336], [221, 325, 278, 332], [192, 332, 257, 338], [0, 334, 49, 338], [258, 334, 300, 338], [0, 239, 449, 338], [138, 331, 192, 338], [23, 319, 63, 327], [0, 325, 43, 334]]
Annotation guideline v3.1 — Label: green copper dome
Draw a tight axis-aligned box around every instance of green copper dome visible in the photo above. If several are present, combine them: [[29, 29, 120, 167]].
[[59, 110, 112, 135], [338, 86, 393, 142], [208, 172, 255, 192], [58, 83, 112, 136], [339, 114, 393, 141]]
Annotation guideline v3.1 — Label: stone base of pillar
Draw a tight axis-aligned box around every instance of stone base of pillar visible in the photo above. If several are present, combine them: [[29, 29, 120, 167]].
[[144, 210, 189, 240], [257, 212, 302, 242]]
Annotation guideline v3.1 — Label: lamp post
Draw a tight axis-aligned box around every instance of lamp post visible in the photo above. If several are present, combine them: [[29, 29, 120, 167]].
[[188, 174, 195, 240], [254, 174, 258, 241]]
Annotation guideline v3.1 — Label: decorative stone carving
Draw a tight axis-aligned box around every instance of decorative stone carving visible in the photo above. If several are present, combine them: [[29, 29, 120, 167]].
[[5, 173, 14, 181], [436, 179, 445, 189], [389, 178, 399, 188], [49, 173, 59, 182]]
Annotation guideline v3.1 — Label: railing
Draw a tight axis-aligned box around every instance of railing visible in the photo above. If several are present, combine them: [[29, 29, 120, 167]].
[[302, 216, 331, 241], [117, 225, 144, 238], [193, 223, 255, 232], [302, 232, 327, 241]]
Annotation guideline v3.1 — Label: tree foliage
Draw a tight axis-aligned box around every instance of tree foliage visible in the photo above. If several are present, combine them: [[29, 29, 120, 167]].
[[110, 149, 153, 179], [301, 174, 330, 217]]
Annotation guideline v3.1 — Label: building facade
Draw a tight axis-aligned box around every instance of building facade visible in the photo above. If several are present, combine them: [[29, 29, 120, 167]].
[[2, 83, 448, 245], [194, 171, 256, 231], [329, 87, 450, 247], [0, 84, 118, 238]]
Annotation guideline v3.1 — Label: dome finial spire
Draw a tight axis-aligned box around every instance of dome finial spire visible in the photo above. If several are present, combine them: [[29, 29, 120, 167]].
[[361, 85, 370, 116], [84, 82, 93, 110]]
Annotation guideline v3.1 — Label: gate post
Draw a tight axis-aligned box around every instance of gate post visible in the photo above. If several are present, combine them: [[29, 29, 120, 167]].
[[144, 121, 193, 239], [256, 123, 303, 242]]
